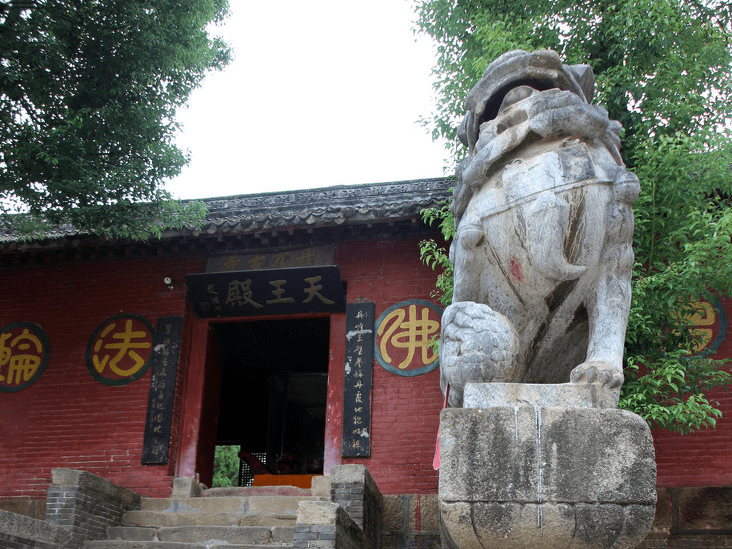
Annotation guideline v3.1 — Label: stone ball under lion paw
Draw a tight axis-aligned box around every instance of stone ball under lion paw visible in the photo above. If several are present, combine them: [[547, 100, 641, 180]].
[[440, 301, 519, 407], [570, 360, 624, 389]]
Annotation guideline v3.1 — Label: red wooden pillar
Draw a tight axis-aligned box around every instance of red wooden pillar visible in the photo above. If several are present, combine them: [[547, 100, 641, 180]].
[[175, 316, 217, 480], [324, 310, 346, 474]]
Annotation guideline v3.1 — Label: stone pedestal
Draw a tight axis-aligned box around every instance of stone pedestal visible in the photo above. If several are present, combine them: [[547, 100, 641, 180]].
[[439, 383, 656, 549]]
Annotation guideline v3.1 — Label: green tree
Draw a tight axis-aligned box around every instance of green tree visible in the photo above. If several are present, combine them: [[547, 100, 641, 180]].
[[0, 0, 230, 238], [212, 445, 240, 488], [416, 0, 732, 433]]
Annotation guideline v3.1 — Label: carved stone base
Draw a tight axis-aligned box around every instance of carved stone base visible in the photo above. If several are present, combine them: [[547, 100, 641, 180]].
[[439, 384, 656, 549], [464, 381, 619, 409]]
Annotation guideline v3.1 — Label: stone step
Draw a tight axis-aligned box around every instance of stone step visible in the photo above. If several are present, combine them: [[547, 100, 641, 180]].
[[121, 510, 298, 528], [107, 527, 157, 541], [202, 486, 312, 497], [140, 495, 321, 515], [85, 542, 203, 549], [85, 541, 291, 549], [107, 525, 295, 545], [122, 495, 320, 528]]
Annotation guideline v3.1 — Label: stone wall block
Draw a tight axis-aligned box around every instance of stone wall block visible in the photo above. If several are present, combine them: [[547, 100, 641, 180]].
[[439, 405, 656, 549], [296, 501, 364, 549], [330, 464, 382, 549], [44, 468, 141, 548], [0, 509, 73, 549], [439, 407, 657, 505]]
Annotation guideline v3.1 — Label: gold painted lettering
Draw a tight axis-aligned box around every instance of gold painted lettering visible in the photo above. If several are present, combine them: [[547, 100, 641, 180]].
[[247, 255, 266, 270], [223, 256, 240, 271], [296, 248, 317, 265], [0, 329, 43, 385], [225, 279, 263, 308], [688, 300, 716, 352], [266, 279, 295, 304], [206, 284, 221, 307], [92, 320, 152, 377], [378, 305, 439, 369], [302, 276, 335, 305]]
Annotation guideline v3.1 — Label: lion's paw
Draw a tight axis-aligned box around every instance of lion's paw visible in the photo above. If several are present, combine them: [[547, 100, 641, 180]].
[[440, 301, 520, 407], [570, 361, 623, 389]]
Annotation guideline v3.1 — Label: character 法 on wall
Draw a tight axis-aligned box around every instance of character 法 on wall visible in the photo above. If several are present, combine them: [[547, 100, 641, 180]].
[[440, 49, 640, 407]]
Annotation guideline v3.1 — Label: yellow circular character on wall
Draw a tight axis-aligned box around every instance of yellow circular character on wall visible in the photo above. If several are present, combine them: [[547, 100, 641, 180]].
[[0, 322, 50, 392], [682, 298, 728, 355], [86, 314, 154, 385], [375, 300, 442, 377]]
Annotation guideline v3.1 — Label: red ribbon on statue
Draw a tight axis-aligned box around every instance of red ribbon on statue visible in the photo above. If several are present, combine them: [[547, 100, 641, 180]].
[[433, 383, 450, 470]]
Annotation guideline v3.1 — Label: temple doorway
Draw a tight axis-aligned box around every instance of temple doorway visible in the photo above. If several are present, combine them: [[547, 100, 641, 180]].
[[212, 316, 330, 486]]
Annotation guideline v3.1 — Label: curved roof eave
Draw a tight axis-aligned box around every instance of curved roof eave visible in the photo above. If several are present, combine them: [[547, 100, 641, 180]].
[[0, 177, 453, 250]]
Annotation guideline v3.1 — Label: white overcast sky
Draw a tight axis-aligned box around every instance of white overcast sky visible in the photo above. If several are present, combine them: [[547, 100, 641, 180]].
[[165, 0, 450, 200]]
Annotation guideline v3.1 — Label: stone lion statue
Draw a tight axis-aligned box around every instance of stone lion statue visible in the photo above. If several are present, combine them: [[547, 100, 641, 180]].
[[441, 49, 639, 407]]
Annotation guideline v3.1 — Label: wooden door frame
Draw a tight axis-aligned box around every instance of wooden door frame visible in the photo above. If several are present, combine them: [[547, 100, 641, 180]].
[[175, 311, 347, 481]]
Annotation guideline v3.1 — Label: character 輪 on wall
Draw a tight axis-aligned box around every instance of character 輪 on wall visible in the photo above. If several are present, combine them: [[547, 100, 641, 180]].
[[440, 49, 640, 407]]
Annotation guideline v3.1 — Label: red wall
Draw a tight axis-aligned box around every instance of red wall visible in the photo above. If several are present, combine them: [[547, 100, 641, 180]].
[[0, 253, 205, 498], [0, 235, 728, 502], [651, 296, 732, 487], [329, 238, 444, 495], [0, 236, 445, 500]]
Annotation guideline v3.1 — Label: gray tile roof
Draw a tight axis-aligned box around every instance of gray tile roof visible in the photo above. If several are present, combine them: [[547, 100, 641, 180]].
[[0, 178, 453, 251], [189, 178, 452, 236]]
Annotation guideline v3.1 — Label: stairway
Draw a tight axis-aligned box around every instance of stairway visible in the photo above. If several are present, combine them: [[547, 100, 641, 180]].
[[83, 486, 326, 549]]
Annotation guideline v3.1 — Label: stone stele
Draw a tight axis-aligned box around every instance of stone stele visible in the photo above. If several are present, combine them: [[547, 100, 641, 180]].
[[437, 50, 656, 549]]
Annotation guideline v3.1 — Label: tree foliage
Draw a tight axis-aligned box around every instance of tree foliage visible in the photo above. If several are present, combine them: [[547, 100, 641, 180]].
[[0, 0, 230, 238], [416, 0, 732, 433], [212, 445, 240, 488]]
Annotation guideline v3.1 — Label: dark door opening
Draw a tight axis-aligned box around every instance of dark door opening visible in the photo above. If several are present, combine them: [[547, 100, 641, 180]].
[[212, 317, 329, 485]]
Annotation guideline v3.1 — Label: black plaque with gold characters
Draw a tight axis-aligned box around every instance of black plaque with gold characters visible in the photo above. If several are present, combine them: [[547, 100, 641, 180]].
[[186, 266, 346, 318], [342, 302, 374, 458], [142, 316, 182, 465]]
